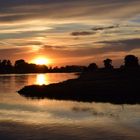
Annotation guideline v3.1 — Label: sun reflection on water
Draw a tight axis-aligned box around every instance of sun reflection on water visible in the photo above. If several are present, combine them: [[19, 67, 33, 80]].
[[36, 74, 48, 85]]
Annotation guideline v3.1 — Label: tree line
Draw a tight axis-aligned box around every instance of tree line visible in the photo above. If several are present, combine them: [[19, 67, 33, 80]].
[[85, 54, 139, 72], [0, 59, 85, 74], [0, 55, 139, 74]]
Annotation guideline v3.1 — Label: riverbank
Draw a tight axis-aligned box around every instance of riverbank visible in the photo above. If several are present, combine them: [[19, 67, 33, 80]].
[[18, 69, 140, 104]]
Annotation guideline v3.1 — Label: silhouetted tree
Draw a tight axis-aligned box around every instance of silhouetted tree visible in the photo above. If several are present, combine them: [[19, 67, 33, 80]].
[[6, 60, 13, 73], [87, 63, 98, 71], [7, 60, 12, 66], [0, 59, 13, 73], [103, 58, 113, 69], [14, 59, 27, 73], [124, 55, 139, 68], [1, 60, 7, 66], [15, 59, 26, 67]]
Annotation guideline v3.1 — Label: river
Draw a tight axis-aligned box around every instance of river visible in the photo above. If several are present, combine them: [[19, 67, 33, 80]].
[[0, 73, 140, 140]]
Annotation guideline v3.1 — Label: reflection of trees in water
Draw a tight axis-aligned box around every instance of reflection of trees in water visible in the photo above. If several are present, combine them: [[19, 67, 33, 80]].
[[0, 75, 30, 92], [0, 76, 13, 92], [0, 75, 15, 93], [14, 75, 29, 87], [0, 75, 12, 84]]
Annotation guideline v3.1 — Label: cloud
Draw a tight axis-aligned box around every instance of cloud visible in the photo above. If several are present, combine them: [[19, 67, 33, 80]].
[[41, 38, 140, 58], [0, 0, 139, 23], [0, 30, 47, 40], [15, 41, 43, 46], [0, 0, 140, 66], [0, 38, 139, 66], [1, 38, 139, 59], [43, 45, 65, 50], [0, 47, 32, 59]]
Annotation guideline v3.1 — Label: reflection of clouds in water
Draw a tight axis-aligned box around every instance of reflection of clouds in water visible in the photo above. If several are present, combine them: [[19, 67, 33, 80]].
[[0, 102, 94, 124], [0, 75, 13, 85], [0, 120, 140, 140], [0, 101, 140, 126], [0, 101, 140, 140], [0, 75, 12, 83], [72, 106, 120, 119]]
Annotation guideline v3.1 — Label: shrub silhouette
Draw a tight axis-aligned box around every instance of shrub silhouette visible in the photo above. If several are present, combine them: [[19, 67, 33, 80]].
[[87, 63, 98, 71]]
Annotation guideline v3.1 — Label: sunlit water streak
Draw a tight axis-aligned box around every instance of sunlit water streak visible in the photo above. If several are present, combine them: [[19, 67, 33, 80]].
[[36, 74, 48, 85], [0, 73, 140, 140]]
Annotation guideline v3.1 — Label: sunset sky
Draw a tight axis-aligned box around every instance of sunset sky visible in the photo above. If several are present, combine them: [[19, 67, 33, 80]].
[[0, 0, 140, 67]]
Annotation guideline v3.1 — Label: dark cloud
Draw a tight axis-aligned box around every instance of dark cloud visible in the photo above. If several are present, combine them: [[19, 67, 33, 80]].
[[91, 25, 119, 31], [71, 31, 94, 36], [70, 24, 120, 36], [98, 38, 140, 52]]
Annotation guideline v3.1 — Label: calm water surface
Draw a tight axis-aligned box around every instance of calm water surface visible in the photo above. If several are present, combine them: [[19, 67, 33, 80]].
[[0, 73, 140, 140]]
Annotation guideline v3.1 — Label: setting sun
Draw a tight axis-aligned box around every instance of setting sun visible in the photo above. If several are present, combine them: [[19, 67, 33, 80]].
[[32, 57, 51, 65]]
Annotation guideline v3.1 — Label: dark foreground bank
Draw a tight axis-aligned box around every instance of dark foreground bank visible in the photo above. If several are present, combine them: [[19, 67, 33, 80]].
[[18, 69, 140, 104]]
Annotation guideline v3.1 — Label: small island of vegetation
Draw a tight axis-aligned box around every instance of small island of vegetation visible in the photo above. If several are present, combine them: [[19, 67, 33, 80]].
[[18, 55, 140, 104]]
